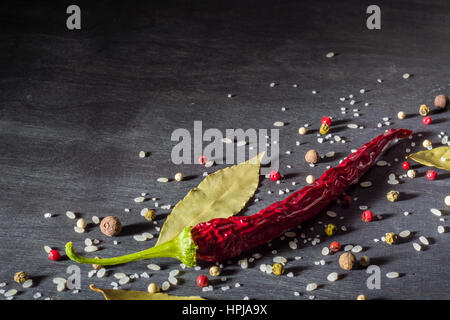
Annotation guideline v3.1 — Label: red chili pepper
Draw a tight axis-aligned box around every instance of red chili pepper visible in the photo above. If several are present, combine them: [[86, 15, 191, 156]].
[[330, 241, 341, 252], [269, 170, 281, 181], [422, 116, 432, 125], [48, 249, 61, 261], [66, 129, 412, 267], [402, 161, 410, 170], [361, 210, 374, 222], [196, 275, 208, 287], [426, 170, 437, 180]]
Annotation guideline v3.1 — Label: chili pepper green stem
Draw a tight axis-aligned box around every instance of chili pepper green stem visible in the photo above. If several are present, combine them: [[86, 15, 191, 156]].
[[65, 227, 198, 267]]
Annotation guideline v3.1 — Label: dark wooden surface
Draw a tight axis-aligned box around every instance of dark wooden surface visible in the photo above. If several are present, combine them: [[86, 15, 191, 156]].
[[0, 0, 449, 300]]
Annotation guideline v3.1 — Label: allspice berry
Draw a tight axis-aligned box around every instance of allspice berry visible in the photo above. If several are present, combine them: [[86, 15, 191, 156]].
[[339, 252, 356, 270], [357, 294, 367, 300], [100, 216, 122, 237], [386, 190, 400, 202], [209, 266, 221, 277], [434, 94, 448, 109], [305, 149, 319, 164], [359, 255, 371, 267], [14, 271, 29, 284]]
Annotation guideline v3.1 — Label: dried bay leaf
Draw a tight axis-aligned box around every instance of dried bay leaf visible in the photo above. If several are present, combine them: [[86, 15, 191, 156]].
[[156, 153, 264, 245], [406, 146, 450, 171], [90, 284, 204, 300]]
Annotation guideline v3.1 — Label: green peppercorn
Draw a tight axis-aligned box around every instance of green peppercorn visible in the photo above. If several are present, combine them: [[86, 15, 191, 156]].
[[144, 209, 156, 222], [386, 190, 400, 202], [385, 232, 398, 245], [272, 263, 285, 275], [325, 224, 337, 236], [14, 271, 28, 284]]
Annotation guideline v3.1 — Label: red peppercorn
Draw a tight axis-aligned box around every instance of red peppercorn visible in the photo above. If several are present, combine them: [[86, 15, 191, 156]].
[[361, 210, 374, 222], [402, 161, 410, 170], [426, 170, 438, 180], [422, 116, 432, 125], [196, 274, 209, 288], [269, 170, 281, 182], [321, 116, 332, 126], [329, 241, 341, 253], [340, 195, 352, 208], [48, 249, 61, 261], [198, 155, 208, 165]]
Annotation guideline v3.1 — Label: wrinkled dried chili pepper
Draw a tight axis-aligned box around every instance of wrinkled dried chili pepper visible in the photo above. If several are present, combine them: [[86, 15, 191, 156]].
[[66, 128, 412, 267]]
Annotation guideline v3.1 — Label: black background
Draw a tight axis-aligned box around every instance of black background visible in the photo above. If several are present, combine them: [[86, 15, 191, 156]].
[[0, 0, 449, 300]]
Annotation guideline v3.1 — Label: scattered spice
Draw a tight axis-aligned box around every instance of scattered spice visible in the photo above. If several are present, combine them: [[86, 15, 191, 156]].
[[422, 116, 432, 125], [66, 130, 412, 267], [359, 256, 371, 267], [422, 139, 432, 148], [196, 275, 209, 288], [406, 169, 416, 178], [385, 232, 398, 245], [339, 252, 356, 270], [306, 175, 315, 184], [76, 218, 87, 229], [325, 224, 337, 236], [14, 271, 29, 284], [48, 249, 61, 261], [426, 170, 437, 180], [272, 263, 285, 275], [434, 94, 448, 109], [143, 209, 156, 222], [330, 241, 341, 252], [419, 104, 430, 116], [305, 149, 319, 164], [298, 127, 307, 135], [269, 170, 281, 182], [198, 156, 208, 165], [147, 283, 159, 294], [361, 210, 374, 222], [445, 195, 450, 206], [209, 266, 221, 277], [386, 190, 400, 202], [100, 216, 122, 237]]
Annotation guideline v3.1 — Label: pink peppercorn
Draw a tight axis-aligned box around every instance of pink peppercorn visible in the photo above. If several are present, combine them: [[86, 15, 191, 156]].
[[196, 274, 209, 288], [269, 170, 281, 181], [330, 241, 341, 253], [321, 116, 332, 126], [402, 161, 410, 170], [422, 116, 432, 125], [362, 210, 374, 222], [48, 249, 61, 261], [426, 170, 438, 180], [341, 195, 352, 208], [198, 155, 208, 165]]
